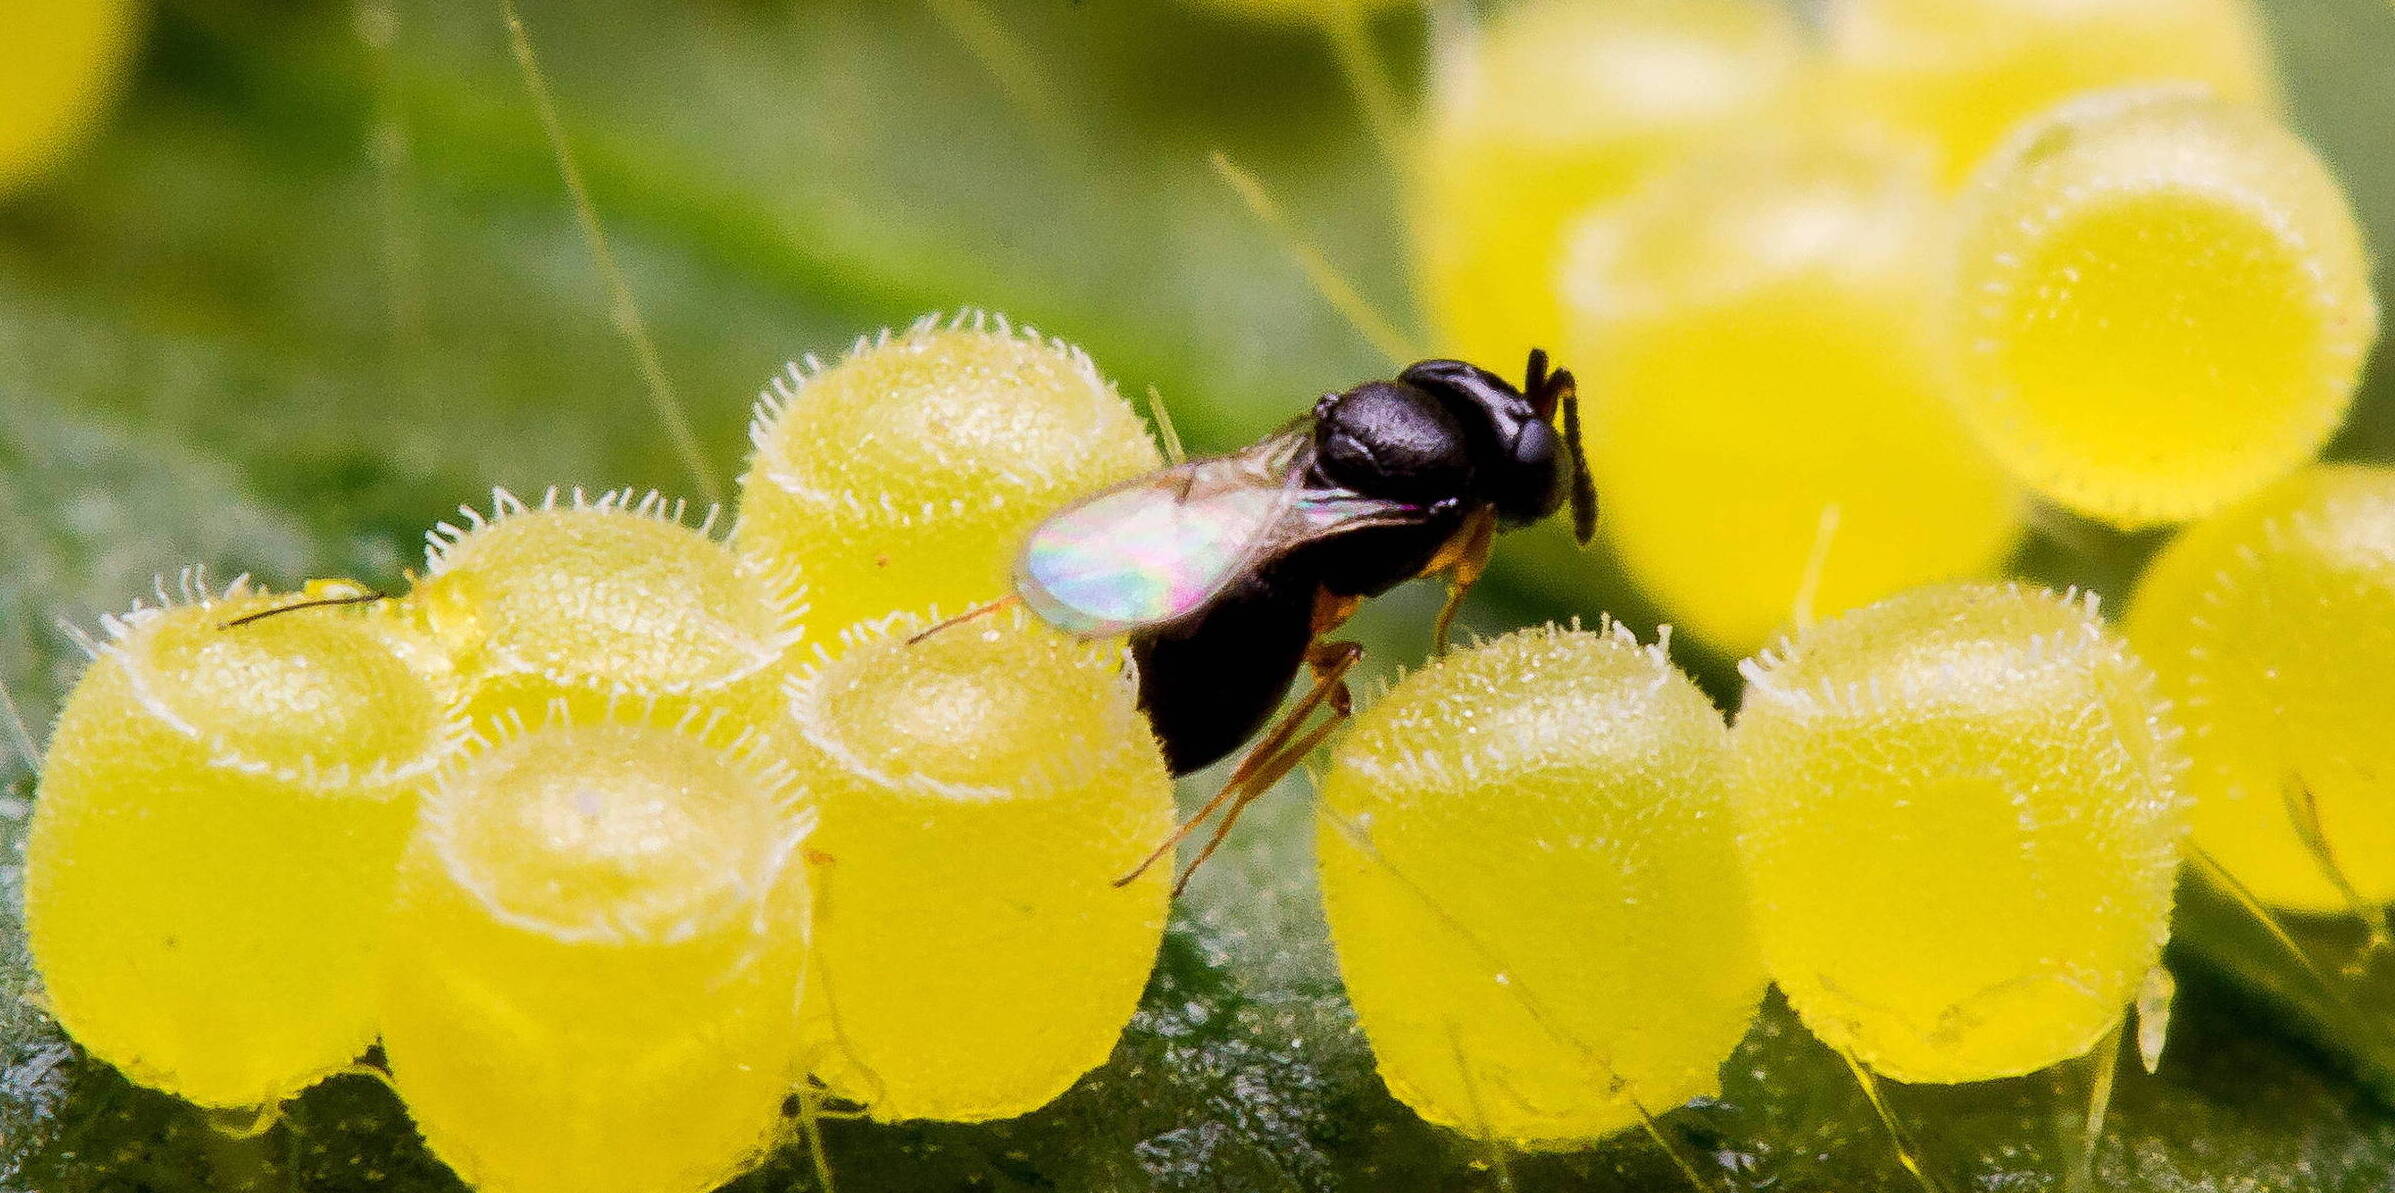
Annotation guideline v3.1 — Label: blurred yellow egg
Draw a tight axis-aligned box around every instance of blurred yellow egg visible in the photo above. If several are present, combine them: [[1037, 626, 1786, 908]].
[[1949, 86, 2376, 527], [1733, 582, 2187, 1082], [788, 612, 1171, 1122], [1562, 133, 2019, 656], [26, 583, 462, 1108], [0, 0, 141, 193], [381, 718, 810, 1193], [1821, 0, 2281, 186], [2127, 465, 2395, 913], [735, 313, 1161, 641], [1318, 623, 1762, 1142], [1411, 0, 1805, 369]]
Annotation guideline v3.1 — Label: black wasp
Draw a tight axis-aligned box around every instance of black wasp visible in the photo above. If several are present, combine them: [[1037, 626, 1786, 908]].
[[935, 350, 1596, 893]]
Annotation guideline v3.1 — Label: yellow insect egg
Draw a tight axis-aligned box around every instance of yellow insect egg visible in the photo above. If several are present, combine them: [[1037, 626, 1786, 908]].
[[409, 489, 804, 733], [1948, 86, 2378, 528], [379, 718, 810, 1193], [25, 578, 463, 1108], [735, 312, 1161, 640], [1821, 0, 2281, 186], [1316, 623, 1763, 1143], [0, 0, 141, 193], [2126, 465, 2395, 912], [1411, 0, 1805, 368], [1561, 134, 2020, 656], [1732, 582, 2188, 1083], [786, 612, 1172, 1122]]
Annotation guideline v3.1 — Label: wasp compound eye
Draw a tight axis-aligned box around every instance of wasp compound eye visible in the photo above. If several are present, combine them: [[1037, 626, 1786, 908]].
[[1489, 415, 1567, 528]]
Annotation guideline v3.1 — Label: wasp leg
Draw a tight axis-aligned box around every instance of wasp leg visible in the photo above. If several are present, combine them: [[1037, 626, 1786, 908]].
[[1428, 509, 1498, 656], [1115, 640, 1364, 891]]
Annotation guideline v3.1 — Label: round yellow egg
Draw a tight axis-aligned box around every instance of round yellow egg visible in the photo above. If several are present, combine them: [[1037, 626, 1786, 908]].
[[0, 0, 141, 194], [1822, 0, 2281, 185], [735, 313, 1162, 640], [1562, 133, 2020, 656], [1948, 86, 2377, 527], [787, 611, 1172, 1122], [1318, 623, 1763, 1143], [380, 719, 810, 1193], [1410, 0, 1805, 369], [26, 583, 462, 1108], [2127, 465, 2395, 913], [409, 489, 803, 733], [1732, 582, 2187, 1082]]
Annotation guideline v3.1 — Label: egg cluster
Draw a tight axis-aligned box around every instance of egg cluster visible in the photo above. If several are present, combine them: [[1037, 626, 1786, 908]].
[[26, 315, 1174, 1193], [1419, 0, 2374, 655], [18, 0, 2395, 1183]]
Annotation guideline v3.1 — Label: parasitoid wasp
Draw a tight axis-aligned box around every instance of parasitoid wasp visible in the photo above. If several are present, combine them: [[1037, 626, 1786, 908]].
[[924, 348, 1598, 894]]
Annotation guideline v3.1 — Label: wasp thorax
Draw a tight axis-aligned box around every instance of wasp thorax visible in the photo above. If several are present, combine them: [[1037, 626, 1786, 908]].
[[1820, 0, 2282, 186], [785, 612, 1172, 1122], [380, 717, 809, 1193], [26, 583, 464, 1109], [2128, 465, 2395, 912], [1732, 582, 2188, 1083], [1562, 131, 2020, 656], [1411, 0, 1805, 368], [1949, 86, 2376, 527], [736, 312, 1161, 641], [413, 490, 802, 734], [1318, 623, 1763, 1144]]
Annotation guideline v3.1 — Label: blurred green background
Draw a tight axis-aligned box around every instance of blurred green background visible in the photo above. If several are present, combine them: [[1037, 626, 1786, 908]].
[[7, 1, 2395, 1189]]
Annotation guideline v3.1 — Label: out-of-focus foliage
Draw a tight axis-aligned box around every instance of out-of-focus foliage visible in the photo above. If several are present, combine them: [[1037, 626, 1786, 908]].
[[4, 0, 2395, 1190], [0, 0, 143, 196]]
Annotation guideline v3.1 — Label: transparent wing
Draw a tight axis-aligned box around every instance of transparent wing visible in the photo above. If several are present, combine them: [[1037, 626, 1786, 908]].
[[1014, 426, 1424, 637]]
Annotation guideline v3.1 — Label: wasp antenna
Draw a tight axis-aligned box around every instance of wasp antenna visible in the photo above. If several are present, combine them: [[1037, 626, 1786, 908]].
[[1556, 373, 1598, 546], [1524, 347, 1550, 405], [220, 589, 392, 631], [903, 595, 1023, 646]]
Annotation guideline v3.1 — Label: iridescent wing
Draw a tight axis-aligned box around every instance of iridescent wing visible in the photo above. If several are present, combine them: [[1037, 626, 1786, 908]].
[[1015, 426, 1424, 637]]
